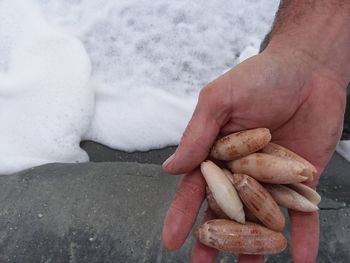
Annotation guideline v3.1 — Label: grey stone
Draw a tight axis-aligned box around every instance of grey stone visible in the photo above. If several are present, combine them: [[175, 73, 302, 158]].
[[0, 162, 191, 263]]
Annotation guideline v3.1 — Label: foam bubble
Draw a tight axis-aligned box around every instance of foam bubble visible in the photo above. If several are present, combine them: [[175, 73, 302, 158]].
[[0, 0, 94, 174], [85, 83, 197, 150]]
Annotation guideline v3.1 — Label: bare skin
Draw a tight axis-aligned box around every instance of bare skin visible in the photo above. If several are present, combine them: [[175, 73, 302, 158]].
[[161, 0, 350, 262]]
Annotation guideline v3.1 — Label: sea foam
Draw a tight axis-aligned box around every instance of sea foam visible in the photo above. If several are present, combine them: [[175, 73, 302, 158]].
[[40, 0, 279, 151], [0, 0, 94, 174], [0, 0, 279, 174]]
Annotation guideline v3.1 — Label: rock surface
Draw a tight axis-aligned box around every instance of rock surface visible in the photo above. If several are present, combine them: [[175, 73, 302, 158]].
[[0, 144, 349, 262]]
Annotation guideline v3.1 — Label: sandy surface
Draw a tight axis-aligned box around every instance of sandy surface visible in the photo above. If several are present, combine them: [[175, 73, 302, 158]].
[[0, 143, 349, 262]]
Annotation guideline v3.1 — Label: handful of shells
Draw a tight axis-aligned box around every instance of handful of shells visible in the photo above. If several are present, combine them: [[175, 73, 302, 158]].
[[196, 128, 321, 255]]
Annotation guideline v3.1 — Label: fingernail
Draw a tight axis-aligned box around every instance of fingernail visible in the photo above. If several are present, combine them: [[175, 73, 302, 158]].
[[163, 153, 175, 168]]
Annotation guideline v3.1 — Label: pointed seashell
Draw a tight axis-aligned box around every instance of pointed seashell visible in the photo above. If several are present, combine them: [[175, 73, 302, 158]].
[[261, 143, 316, 181], [195, 219, 287, 255], [243, 206, 260, 223], [229, 173, 285, 232], [210, 128, 271, 161], [222, 169, 259, 222], [201, 161, 245, 223], [264, 184, 319, 212], [228, 153, 308, 184], [288, 183, 321, 205], [206, 187, 229, 219]]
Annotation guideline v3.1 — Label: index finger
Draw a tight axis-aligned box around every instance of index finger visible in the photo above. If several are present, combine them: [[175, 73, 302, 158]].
[[162, 77, 233, 175]]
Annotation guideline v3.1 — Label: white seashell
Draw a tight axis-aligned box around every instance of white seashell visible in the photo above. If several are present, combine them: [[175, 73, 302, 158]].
[[200, 160, 245, 224], [206, 187, 229, 219]]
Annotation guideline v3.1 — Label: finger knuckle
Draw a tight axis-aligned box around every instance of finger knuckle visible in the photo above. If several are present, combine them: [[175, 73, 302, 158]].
[[199, 83, 216, 102]]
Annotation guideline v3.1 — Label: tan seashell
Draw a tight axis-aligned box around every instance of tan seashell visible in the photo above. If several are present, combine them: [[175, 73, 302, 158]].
[[264, 184, 319, 212], [195, 219, 287, 255], [288, 183, 321, 205], [201, 161, 245, 223], [243, 206, 260, 223], [210, 128, 271, 161], [224, 169, 260, 223], [261, 143, 317, 182], [206, 187, 229, 219], [229, 173, 285, 232], [222, 168, 234, 180], [227, 153, 308, 184]]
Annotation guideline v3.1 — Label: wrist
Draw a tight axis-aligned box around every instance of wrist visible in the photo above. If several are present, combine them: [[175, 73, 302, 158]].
[[266, 1, 350, 85]]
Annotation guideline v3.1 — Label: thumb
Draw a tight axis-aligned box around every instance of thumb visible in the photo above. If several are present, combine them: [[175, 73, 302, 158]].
[[163, 79, 232, 175]]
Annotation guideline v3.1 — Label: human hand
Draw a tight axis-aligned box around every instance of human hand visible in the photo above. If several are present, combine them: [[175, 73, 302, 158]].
[[161, 46, 347, 262]]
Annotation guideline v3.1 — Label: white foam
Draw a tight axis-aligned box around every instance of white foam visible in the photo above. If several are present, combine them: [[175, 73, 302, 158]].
[[85, 84, 197, 150], [39, 0, 279, 151], [0, 0, 94, 174], [238, 45, 260, 63], [0, 0, 279, 174]]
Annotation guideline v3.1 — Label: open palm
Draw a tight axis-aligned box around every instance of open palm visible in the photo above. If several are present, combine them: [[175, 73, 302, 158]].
[[162, 49, 347, 263]]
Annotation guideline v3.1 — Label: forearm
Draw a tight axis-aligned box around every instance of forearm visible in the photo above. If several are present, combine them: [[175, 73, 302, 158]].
[[266, 0, 350, 84]]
